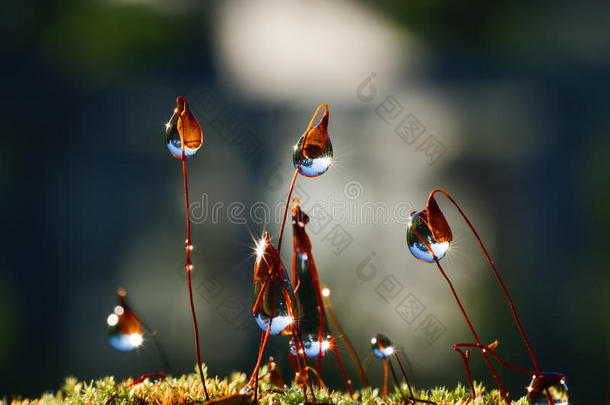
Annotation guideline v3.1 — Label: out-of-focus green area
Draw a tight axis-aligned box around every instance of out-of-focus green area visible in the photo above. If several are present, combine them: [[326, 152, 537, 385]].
[[0, 0, 607, 402]]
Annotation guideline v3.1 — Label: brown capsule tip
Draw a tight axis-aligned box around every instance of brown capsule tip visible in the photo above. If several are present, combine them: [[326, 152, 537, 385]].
[[316, 105, 329, 130], [175, 97, 203, 150], [291, 199, 311, 252], [253, 233, 280, 282], [294, 371, 308, 387], [423, 194, 453, 243], [176, 96, 186, 110]]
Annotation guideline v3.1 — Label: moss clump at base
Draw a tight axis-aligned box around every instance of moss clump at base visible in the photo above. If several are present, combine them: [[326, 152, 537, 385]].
[[4, 366, 529, 405]]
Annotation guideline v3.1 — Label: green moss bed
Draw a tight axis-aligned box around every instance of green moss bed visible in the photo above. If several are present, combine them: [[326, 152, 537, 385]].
[[4, 366, 530, 405]]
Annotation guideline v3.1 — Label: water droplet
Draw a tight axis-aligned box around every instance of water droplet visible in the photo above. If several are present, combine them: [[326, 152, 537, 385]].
[[166, 96, 203, 158], [371, 333, 394, 359], [289, 253, 333, 359], [253, 233, 295, 335], [407, 195, 452, 263], [527, 373, 569, 405], [293, 108, 333, 177], [107, 289, 144, 352], [288, 200, 332, 359]]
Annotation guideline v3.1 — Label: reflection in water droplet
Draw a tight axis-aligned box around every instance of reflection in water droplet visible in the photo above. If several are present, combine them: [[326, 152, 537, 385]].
[[293, 108, 333, 177], [293, 134, 333, 177], [253, 273, 294, 335], [371, 333, 394, 359], [407, 210, 450, 262], [528, 373, 569, 405], [107, 291, 144, 352], [252, 233, 295, 335], [289, 252, 332, 359], [406, 195, 453, 263], [166, 97, 203, 159]]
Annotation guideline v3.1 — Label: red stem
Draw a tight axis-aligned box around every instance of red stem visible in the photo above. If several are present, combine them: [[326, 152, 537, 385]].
[[411, 225, 509, 402], [431, 189, 542, 375], [392, 353, 416, 400], [332, 345, 353, 396], [454, 343, 535, 375], [382, 358, 389, 397], [453, 347, 476, 402], [277, 169, 300, 253], [388, 360, 437, 405], [182, 158, 210, 401], [277, 104, 327, 254], [433, 259, 509, 404], [322, 288, 369, 388]]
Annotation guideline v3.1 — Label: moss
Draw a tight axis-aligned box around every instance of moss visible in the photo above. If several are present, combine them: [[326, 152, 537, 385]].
[[4, 366, 529, 405]]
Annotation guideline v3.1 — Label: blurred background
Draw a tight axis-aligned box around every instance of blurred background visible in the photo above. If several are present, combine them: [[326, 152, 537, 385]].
[[1, 0, 608, 402]]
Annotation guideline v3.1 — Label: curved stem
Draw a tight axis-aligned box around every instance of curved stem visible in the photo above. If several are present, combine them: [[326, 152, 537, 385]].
[[321, 284, 369, 388], [453, 347, 476, 402], [388, 359, 437, 405], [434, 259, 509, 403], [182, 158, 210, 401], [277, 104, 328, 254], [431, 188, 542, 375], [411, 226, 509, 403], [247, 273, 277, 402], [392, 353, 415, 400], [301, 366, 333, 403], [453, 343, 535, 375]]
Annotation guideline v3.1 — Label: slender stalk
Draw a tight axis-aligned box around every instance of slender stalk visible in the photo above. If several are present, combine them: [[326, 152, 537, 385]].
[[410, 224, 509, 403], [434, 259, 509, 404], [306, 249, 353, 394], [382, 358, 389, 397], [332, 345, 354, 396], [432, 189, 554, 405], [277, 104, 327, 254], [300, 366, 333, 402], [387, 360, 408, 404], [392, 353, 415, 400], [453, 346, 476, 402], [431, 189, 542, 374], [181, 157, 210, 401], [248, 104, 329, 403], [277, 168, 300, 253], [388, 359, 437, 405], [321, 284, 369, 388], [454, 343, 535, 375]]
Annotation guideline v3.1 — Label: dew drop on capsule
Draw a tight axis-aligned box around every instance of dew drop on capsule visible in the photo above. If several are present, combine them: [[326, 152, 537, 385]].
[[107, 289, 144, 352], [289, 249, 332, 359], [293, 107, 333, 177], [527, 373, 569, 405], [289, 199, 332, 359], [371, 333, 394, 359], [165, 96, 203, 158], [407, 195, 452, 262], [252, 233, 295, 335]]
